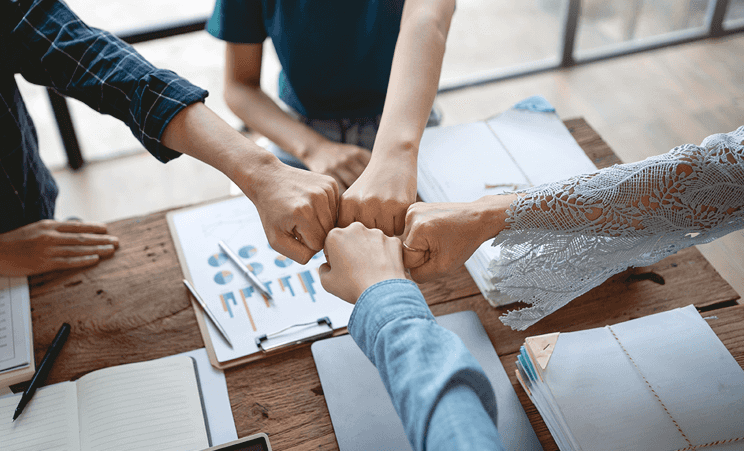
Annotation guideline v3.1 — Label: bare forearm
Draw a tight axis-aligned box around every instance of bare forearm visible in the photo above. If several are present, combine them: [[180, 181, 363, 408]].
[[373, 0, 454, 159], [224, 81, 325, 160], [160, 102, 279, 200]]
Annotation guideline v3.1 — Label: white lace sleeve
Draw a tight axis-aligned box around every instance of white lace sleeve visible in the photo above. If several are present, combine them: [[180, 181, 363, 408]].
[[493, 126, 744, 330]]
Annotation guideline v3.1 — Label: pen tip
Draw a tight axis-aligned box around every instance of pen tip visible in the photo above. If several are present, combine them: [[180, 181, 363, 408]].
[[12, 411, 19, 421]]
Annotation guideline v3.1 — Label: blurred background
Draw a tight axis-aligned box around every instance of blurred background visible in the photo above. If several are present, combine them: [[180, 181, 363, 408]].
[[16, 0, 744, 292]]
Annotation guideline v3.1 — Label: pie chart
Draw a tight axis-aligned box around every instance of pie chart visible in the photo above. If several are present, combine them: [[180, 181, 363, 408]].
[[214, 270, 233, 285], [245, 262, 264, 275], [239, 245, 257, 259], [208, 253, 227, 267], [274, 255, 293, 268]]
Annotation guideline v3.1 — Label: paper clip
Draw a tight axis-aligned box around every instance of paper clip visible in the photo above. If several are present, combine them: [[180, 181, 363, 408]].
[[255, 317, 333, 353]]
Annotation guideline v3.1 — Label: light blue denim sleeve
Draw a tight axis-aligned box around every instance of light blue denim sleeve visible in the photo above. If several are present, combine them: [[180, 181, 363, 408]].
[[348, 279, 505, 451]]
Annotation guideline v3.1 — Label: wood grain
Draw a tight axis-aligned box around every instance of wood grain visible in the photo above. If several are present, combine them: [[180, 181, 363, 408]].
[[19, 119, 741, 451]]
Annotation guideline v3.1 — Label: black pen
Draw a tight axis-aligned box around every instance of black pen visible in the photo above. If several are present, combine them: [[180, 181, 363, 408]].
[[13, 322, 71, 421]]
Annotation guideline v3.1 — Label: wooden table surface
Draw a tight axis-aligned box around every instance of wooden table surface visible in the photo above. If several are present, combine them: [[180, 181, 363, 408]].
[[18, 118, 743, 451]]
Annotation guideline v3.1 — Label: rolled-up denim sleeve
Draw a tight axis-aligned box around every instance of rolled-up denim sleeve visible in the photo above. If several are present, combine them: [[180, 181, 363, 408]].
[[348, 279, 505, 451], [8, 0, 207, 162]]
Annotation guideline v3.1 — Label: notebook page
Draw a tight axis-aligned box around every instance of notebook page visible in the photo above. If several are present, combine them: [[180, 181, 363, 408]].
[[77, 356, 209, 451], [0, 382, 81, 451], [0, 276, 31, 372]]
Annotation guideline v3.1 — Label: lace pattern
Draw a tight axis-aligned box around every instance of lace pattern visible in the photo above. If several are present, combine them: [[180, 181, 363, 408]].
[[492, 127, 744, 330]]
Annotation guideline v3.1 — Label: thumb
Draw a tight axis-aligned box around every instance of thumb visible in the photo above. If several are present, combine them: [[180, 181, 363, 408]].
[[402, 226, 429, 269], [402, 244, 427, 269], [272, 234, 314, 265], [319, 262, 335, 293]]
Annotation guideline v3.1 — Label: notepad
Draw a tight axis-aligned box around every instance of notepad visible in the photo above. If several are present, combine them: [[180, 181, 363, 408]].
[[515, 305, 744, 450], [0, 276, 34, 387], [417, 97, 597, 306], [0, 356, 210, 451]]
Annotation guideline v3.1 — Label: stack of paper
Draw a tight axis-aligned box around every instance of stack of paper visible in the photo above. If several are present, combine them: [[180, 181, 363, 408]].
[[515, 305, 744, 450], [0, 276, 34, 387], [417, 97, 597, 306]]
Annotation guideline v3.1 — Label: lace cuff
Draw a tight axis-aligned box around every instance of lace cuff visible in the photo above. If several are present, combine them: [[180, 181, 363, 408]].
[[493, 127, 744, 330]]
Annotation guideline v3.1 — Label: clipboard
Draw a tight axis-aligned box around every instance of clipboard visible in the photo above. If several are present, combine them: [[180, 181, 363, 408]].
[[167, 195, 352, 370]]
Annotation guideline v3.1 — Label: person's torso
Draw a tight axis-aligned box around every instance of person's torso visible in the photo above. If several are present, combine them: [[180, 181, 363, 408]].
[[266, 0, 405, 119], [0, 12, 59, 233]]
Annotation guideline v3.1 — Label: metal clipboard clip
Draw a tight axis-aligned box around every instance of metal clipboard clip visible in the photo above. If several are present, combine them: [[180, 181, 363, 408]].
[[255, 317, 333, 353]]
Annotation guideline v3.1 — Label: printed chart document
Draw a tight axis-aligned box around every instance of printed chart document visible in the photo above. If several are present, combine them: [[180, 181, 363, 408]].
[[515, 305, 744, 450], [0, 356, 210, 451], [167, 196, 353, 368], [417, 97, 597, 305], [0, 276, 34, 386]]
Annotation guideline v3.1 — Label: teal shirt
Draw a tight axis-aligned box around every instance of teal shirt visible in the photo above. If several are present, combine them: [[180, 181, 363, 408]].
[[207, 0, 404, 119]]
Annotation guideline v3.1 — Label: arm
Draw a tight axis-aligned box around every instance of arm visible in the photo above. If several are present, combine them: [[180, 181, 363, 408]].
[[403, 128, 744, 328], [9, 0, 338, 265], [338, 0, 456, 236], [159, 100, 339, 265], [9, 0, 204, 163], [319, 223, 504, 451], [223, 43, 370, 191]]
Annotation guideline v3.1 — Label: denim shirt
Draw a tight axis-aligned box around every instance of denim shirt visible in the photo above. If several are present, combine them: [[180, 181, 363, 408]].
[[348, 279, 506, 451], [0, 0, 207, 233]]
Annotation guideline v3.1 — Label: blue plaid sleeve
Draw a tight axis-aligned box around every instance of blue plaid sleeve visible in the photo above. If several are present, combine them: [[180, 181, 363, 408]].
[[8, 0, 208, 162]]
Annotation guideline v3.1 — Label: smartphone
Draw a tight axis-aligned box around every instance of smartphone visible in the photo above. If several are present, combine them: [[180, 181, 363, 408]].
[[201, 433, 272, 451]]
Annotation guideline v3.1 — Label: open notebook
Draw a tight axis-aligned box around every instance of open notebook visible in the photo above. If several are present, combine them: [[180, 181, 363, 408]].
[[0, 356, 210, 451], [516, 305, 744, 450]]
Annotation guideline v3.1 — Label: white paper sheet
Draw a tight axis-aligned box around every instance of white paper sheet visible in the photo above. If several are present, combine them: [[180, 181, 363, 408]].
[[0, 382, 81, 451], [166, 348, 238, 446], [0, 277, 31, 373], [169, 196, 353, 363]]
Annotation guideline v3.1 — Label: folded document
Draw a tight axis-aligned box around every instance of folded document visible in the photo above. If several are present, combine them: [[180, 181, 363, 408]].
[[516, 305, 744, 450]]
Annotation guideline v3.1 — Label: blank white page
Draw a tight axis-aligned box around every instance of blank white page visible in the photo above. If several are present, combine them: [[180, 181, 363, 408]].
[[486, 108, 597, 186], [77, 356, 209, 451], [418, 121, 529, 204], [0, 382, 81, 451]]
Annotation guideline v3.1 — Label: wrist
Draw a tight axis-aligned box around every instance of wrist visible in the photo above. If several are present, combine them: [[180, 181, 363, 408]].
[[289, 128, 328, 161], [229, 148, 283, 201], [359, 271, 407, 298], [473, 194, 518, 242], [371, 136, 419, 161]]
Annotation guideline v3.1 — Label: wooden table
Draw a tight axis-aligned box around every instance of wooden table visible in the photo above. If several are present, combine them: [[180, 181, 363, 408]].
[[18, 118, 743, 450]]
